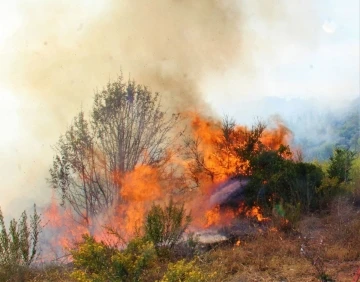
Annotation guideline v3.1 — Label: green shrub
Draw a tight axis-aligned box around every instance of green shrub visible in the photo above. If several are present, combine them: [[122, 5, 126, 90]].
[[160, 259, 208, 282], [246, 148, 324, 213], [0, 205, 41, 281], [71, 200, 192, 281], [328, 147, 356, 183], [145, 199, 191, 255], [71, 234, 117, 281], [117, 237, 157, 281], [71, 235, 156, 282], [272, 201, 301, 231]]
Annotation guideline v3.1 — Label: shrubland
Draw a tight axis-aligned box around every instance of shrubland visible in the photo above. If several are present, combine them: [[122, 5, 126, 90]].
[[1, 149, 356, 281], [2, 76, 359, 281]]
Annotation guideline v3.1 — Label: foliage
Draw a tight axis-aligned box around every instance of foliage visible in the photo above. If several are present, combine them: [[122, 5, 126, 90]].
[[71, 235, 156, 282], [272, 201, 301, 231], [327, 147, 356, 183], [71, 234, 116, 281], [244, 145, 324, 214], [145, 199, 191, 255], [71, 200, 193, 281], [293, 162, 324, 212], [316, 177, 343, 209], [292, 97, 359, 161], [49, 75, 179, 223], [185, 116, 328, 215], [160, 259, 208, 282], [0, 205, 41, 281], [335, 105, 360, 152]]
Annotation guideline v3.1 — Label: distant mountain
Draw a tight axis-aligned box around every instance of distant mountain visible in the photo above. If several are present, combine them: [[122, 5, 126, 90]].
[[234, 96, 359, 161], [281, 96, 359, 160]]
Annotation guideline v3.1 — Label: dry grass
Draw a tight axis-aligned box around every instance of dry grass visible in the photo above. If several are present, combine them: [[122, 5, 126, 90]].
[[197, 231, 317, 281], [27, 264, 74, 282], [323, 198, 360, 262], [195, 203, 360, 282]]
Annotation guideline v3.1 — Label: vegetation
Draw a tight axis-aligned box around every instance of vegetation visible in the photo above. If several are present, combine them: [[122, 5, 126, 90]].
[[335, 103, 360, 152], [3, 152, 360, 281], [160, 259, 208, 282], [327, 147, 356, 183], [144, 199, 191, 254], [4, 77, 358, 281], [71, 235, 157, 282], [0, 205, 41, 281], [65, 149, 360, 281], [49, 76, 180, 224], [245, 145, 324, 214], [70, 200, 197, 282]]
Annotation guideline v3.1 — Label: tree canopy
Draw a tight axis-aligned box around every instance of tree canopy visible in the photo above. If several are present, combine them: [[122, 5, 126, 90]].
[[49, 76, 179, 224]]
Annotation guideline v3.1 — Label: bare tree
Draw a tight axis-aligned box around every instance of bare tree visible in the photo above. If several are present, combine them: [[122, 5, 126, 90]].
[[49, 76, 179, 224]]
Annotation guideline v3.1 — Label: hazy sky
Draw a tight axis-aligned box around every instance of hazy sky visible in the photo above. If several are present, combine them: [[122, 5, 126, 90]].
[[202, 0, 359, 116], [0, 0, 359, 217]]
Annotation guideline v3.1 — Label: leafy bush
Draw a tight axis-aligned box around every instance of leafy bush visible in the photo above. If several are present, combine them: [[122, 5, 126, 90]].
[[0, 204, 41, 281], [328, 147, 356, 183], [272, 201, 301, 231], [71, 200, 192, 281], [316, 150, 358, 210], [114, 237, 157, 281], [293, 162, 324, 212], [160, 259, 208, 282], [245, 146, 324, 213], [71, 235, 156, 282], [71, 234, 117, 281], [144, 199, 191, 255]]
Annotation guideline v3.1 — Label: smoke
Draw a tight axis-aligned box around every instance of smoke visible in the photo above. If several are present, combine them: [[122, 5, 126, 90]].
[[1, 0, 245, 120], [1, 0, 323, 120], [0, 0, 324, 216], [209, 178, 249, 207]]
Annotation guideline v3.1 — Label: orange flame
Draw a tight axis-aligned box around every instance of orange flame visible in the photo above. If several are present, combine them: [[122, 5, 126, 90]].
[[245, 206, 269, 222]]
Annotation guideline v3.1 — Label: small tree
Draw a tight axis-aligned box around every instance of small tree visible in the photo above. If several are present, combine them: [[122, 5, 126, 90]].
[[49, 76, 180, 223], [328, 147, 356, 183], [0, 205, 41, 280], [144, 199, 191, 254]]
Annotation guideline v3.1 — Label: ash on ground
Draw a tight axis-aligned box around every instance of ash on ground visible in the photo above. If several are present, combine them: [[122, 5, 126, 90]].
[[192, 217, 272, 246]]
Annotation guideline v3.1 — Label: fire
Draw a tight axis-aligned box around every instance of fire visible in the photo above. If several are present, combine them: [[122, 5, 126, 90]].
[[203, 203, 269, 228], [245, 206, 269, 222], [204, 205, 239, 228], [41, 195, 89, 261], [112, 164, 165, 238], [205, 205, 221, 227], [42, 113, 291, 259], [187, 113, 251, 186]]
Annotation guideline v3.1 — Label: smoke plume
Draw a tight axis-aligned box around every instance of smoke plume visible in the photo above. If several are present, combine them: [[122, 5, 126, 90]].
[[0, 0, 322, 216]]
